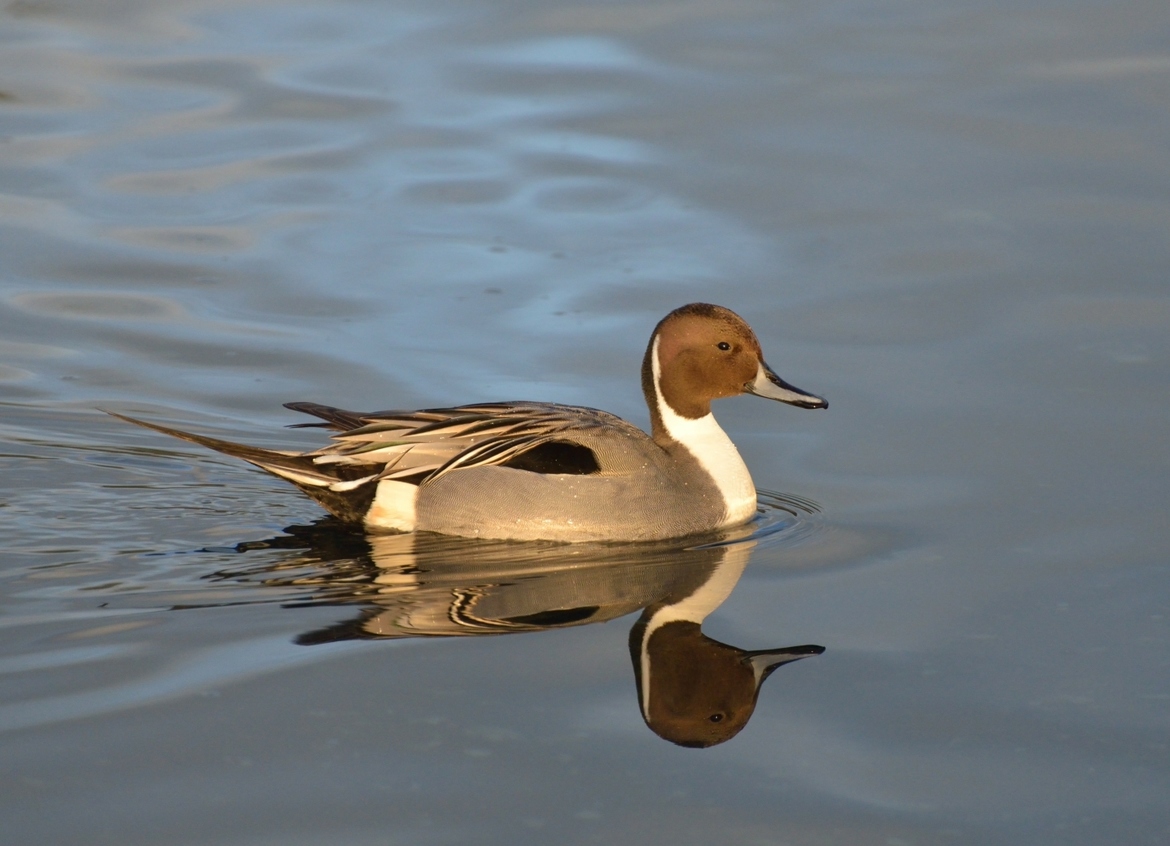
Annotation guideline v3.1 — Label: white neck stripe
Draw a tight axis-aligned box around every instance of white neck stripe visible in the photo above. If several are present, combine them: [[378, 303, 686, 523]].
[[651, 337, 757, 524]]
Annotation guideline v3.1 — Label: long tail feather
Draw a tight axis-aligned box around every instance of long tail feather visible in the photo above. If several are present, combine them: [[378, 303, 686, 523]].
[[282, 401, 368, 431], [105, 411, 337, 486], [106, 411, 382, 523]]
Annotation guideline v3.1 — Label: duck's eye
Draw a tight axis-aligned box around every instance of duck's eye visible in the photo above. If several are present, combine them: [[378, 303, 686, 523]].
[[717, 342, 731, 351], [709, 713, 724, 723]]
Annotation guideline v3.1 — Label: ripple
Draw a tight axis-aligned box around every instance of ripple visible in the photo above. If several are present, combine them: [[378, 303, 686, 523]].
[[476, 37, 652, 73], [0, 339, 76, 359], [106, 226, 254, 253], [23, 484, 822, 613], [0, 365, 35, 382], [402, 179, 512, 206], [12, 291, 186, 322], [532, 178, 653, 213]]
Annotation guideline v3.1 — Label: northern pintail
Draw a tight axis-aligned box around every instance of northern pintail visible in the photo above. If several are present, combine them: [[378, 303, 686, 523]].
[[112, 303, 826, 541]]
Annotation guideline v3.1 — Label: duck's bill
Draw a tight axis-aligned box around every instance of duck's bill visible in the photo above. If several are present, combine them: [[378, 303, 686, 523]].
[[746, 644, 826, 681], [748, 362, 828, 409]]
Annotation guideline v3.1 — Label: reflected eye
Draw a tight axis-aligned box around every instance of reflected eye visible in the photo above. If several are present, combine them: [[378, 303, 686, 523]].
[[708, 713, 724, 723], [717, 342, 731, 351]]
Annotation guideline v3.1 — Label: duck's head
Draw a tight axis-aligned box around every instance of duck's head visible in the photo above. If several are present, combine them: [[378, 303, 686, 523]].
[[642, 303, 827, 421], [632, 619, 825, 747]]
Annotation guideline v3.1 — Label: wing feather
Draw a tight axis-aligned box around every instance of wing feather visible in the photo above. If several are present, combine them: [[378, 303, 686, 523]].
[[284, 400, 641, 484]]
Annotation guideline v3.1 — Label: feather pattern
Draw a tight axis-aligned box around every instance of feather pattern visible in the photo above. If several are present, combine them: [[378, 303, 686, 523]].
[[293, 401, 637, 484], [106, 402, 635, 526]]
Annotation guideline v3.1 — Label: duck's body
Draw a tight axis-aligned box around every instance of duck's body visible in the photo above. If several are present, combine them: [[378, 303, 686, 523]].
[[113, 303, 826, 541], [382, 401, 737, 541]]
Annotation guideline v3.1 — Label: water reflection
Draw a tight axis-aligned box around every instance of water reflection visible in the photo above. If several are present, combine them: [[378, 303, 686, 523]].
[[206, 493, 824, 747]]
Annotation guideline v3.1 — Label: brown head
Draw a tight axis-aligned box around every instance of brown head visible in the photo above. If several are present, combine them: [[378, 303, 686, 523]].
[[630, 618, 825, 748], [641, 304, 827, 437]]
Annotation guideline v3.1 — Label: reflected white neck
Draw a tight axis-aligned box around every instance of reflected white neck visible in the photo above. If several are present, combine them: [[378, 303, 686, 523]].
[[640, 542, 755, 716]]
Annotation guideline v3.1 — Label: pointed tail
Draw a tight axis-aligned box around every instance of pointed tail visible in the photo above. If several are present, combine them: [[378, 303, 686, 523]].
[[107, 411, 386, 523], [106, 411, 341, 486]]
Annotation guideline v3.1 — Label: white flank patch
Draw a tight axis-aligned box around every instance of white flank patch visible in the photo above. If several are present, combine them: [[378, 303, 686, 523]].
[[651, 337, 757, 525], [364, 479, 418, 532]]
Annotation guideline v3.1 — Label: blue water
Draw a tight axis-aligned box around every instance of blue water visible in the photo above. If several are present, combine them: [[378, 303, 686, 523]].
[[2, 1, 1168, 843]]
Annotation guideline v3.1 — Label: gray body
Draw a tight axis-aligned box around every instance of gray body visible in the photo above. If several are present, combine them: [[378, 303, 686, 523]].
[[415, 424, 727, 542]]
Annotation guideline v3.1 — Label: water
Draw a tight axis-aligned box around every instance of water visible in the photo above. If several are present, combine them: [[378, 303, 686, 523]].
[[2, 0, 1168, 843]]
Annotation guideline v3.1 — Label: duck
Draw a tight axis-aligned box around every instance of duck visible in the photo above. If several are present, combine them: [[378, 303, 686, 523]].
[[111, 303, 826, 541]]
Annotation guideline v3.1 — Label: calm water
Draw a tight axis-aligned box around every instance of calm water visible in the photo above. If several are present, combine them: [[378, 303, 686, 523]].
[[2, 0, 1168, 843]]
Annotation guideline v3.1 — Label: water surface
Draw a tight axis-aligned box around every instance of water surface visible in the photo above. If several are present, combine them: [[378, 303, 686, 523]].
[[2, 0, 1168, 844]]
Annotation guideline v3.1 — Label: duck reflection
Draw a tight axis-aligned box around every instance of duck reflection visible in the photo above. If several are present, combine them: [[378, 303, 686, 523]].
[[628, 542, 823, 747], [211, 502, 823, 747]]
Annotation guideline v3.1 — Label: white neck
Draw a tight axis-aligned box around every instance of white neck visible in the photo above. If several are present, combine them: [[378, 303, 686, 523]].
[[640, 542, 754, 716], [651, 337, 757, 524]]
